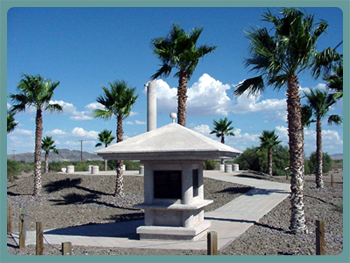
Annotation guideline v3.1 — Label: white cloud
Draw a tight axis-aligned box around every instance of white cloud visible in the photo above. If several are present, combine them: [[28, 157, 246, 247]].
[[11, 128, 34, 136], [135, 120, 146, 125], [233, 128, 260, 143], [154, 79, 178, 114], [193, 124, 212, 135], [50, 100, 93, 120], [187, 74, 232, 116], [85, 102, 103, 111], [71, 127, 99, 139], [232, 90, 286, 114], [153, 74, 286, 120], [45, 129, 67, 136], [129, 111, 138, 117]]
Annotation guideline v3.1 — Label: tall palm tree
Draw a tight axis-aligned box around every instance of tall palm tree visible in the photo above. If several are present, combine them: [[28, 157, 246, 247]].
[[9, 74, 62, 196], [7, 111, 18, 133], [303, 89, 342, 188], [210, 118, 235, 165], [258, 130, 281, 176], [151, 23, 217, 127], [93, 80, 138, 197], [233, 8, 329, 233], [95, 130, 116, 171], [41, 136, 59, 173]]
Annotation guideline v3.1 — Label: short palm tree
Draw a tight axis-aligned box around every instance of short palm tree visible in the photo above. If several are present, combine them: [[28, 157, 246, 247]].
[[7, 111, 18, 133], [9, 74, 62, 196], [95, 130, 116, 171], [258, 130, 281, 176], [210, 118, 235, 164], [93, 80, 138, 197], [233, 8, 329, 233], [151, 23, 217, 127], [41, 136, 59, 173], [324, 60, 343, 101], [303, 88, 342, 188]]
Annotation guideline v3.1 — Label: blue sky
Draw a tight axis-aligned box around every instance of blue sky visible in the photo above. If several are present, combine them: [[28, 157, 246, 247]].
[[6, 7, 343, 156]]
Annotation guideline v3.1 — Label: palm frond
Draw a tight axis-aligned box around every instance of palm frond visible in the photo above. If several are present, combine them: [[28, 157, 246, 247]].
[[233, 76, 265, 96], [327, 115, 342, 126], [45, 103, 63, 113]]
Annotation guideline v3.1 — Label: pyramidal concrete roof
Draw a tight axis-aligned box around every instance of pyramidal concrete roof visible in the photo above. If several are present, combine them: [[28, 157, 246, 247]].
[[95, 123, 241, 161]]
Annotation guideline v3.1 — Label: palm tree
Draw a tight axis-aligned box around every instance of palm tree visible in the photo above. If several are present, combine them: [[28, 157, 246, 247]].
[[151, 23, 217, 127], [95, 130, 116, 171], [9, 74, 62, 196], [233, 8, 329, 233], [258, 130, 281, 176], [41, 136, 59, 173], [7, 111, 18, 133], [210, 118, 235, 165], [303, 88, 342, 188], [324, 60, 343, 101], [93, 80, 138, 197]]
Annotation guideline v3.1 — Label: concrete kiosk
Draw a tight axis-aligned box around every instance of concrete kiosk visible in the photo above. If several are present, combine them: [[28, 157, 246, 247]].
[[95, 123, 241, 241]]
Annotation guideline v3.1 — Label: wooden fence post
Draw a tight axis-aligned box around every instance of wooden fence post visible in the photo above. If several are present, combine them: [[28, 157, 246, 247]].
[[7, 202, 12, 234], [62, 242, 72, 255], [316, 220, 325, 255], [19, 206, 25, 249], [36, 222, 44, 255], [207, 231, 218, 255], [331, 174, 334, 187]]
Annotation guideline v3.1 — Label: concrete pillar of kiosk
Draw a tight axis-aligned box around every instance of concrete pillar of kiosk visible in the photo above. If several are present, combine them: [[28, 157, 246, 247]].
[[182, 164, 193, 205]]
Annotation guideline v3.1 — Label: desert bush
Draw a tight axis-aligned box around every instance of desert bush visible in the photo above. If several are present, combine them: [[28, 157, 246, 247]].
[[307, 152, 333, 174], [203, 160, 217, 170], [234, 145, 290, 176], [108, 160, 142, 170]]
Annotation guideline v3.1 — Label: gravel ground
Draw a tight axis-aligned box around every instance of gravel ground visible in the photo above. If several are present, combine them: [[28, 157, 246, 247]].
[[6, 170, 343, 256]]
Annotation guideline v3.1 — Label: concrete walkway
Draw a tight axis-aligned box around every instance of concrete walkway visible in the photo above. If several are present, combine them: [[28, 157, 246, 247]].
[[18, 171, 290, 251]]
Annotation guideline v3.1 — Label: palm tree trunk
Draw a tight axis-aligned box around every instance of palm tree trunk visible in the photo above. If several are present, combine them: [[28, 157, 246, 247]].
[[114, 114, 124, 197], [287, 75, 307, 234], [316, 116, 324, 188], [45, 152, 49, 173], [34, 107, 43, 196], [221, 135, 225, 164], [268, 147, 272, 176], [104, 159, 108, 171], [177, 70, 188, 127], [104, 143, 108, 171]]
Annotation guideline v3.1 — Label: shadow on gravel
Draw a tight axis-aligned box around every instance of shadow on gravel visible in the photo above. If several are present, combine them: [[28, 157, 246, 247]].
[[304, 194, 337, 207], [216, 187, 254, 195], [44, 178, 112, 196], [205, 217, 287, 233], [7, 192, 33, 197], [44, 178, 82, 192], [105, 212, 144, 222], [234, 172, 272, 181], [244, 188, 290, 196], [44, 220, 143, 239], [49, 193, 140, 211]]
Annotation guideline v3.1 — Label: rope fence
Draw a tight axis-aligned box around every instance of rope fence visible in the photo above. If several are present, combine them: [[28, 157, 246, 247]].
[[7, 202, 342, 255]]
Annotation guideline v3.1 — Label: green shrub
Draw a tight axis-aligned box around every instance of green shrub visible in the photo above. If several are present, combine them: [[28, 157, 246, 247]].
[[307, 152, 333, 174], [108, 160, 142, 170], [7, 160, 22, 180], [203, 160, 217, 170], [234, 145, 290, 176]]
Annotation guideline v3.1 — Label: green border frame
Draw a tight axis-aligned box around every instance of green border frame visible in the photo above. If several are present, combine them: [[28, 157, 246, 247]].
[[1, 1, 348, 263]]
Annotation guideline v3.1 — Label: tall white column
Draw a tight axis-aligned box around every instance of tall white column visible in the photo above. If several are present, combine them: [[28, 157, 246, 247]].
[[146, 79, 157, 132]]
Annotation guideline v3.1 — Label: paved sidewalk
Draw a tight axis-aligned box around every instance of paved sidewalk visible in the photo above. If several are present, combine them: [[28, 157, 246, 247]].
[[17, 171, 290, 251]]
